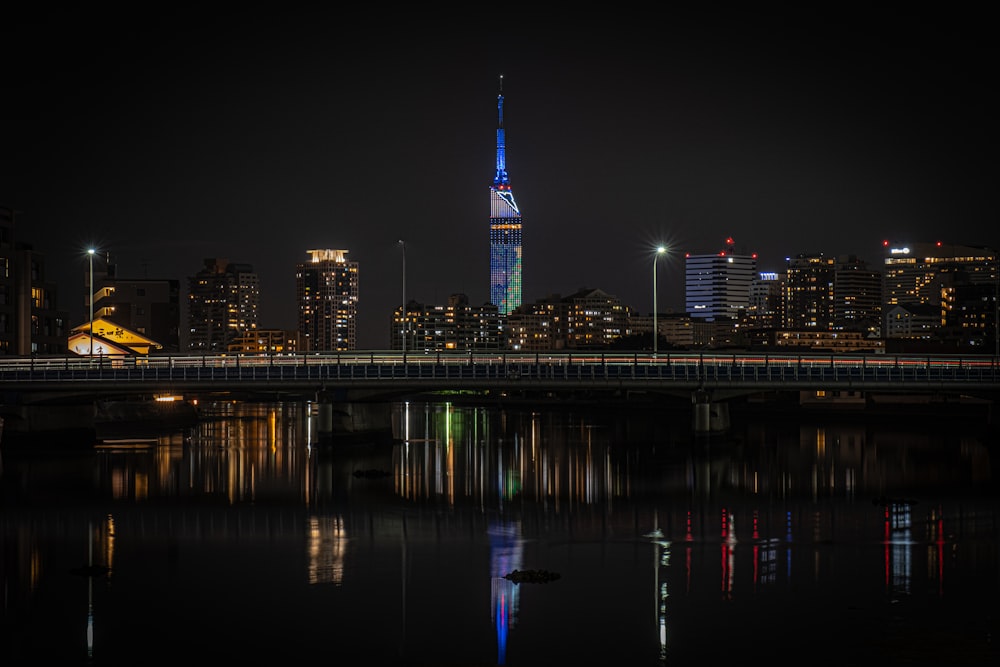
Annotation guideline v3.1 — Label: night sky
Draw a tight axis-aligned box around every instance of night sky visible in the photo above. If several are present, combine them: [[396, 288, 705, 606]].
[[3, 9, 996, 349]]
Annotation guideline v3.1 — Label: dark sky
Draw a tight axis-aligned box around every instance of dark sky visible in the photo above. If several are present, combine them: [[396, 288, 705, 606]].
[[3, 9, 996, 348]]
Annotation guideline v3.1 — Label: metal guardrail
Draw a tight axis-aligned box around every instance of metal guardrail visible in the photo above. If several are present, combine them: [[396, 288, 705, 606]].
[[2, 351, 999, 397]]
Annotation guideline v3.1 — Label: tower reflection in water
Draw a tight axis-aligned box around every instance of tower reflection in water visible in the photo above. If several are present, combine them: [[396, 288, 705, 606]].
[[1, 398, 997, 665]]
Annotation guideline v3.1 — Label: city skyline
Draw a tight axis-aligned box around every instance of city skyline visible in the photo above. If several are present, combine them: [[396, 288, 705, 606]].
[[2, 9, 996, 348]]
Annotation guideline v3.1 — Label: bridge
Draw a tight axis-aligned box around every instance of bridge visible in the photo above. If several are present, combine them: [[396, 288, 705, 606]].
[[3, 350, 1000, 398], [3, 351, 999, 440]]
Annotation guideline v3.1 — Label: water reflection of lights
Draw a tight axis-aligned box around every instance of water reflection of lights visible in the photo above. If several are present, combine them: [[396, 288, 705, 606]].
[[82, 516, 115, 660], [883, 502, 914, 596], [645, 512, 671, 663], [391, 404, 638, 507], [306, 515, 347, 585], [17, 403, 988, 655], [489, 522, 524, 666]]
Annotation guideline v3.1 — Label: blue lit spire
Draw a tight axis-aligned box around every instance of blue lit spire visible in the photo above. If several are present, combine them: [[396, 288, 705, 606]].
[[494, 74, 510, 188], [489, 74, 522, 316]]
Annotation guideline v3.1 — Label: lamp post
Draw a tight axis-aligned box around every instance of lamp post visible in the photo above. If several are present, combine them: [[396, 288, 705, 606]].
[[653, 246, 666, 355], [88, 248, 96, 358], [398, 240, 406, 355], [994, 248, 999, 360]]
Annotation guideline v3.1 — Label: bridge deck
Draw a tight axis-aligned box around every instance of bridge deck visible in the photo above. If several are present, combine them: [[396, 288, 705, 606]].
[[2, 352, 999, 402]]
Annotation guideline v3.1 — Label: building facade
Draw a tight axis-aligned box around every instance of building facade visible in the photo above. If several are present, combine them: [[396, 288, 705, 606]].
[[187, 258, 260, 353], [227, 329, 302, 355], [391, 293, 502, 352], [832, 254, 882, 336], [489, 76, 523, 315], [0, 206, 69, 355], [882, 241, 997, 348], [507, 288, 631, 351], [685, 238, 757, 322], [90, 251, 181, 352], [745, 271, 783, 330], [296, 249, 358, 351], [783, 253, 836, 330]]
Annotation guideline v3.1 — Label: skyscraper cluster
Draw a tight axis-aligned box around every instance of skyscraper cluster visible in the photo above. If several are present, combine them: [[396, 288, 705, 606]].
[[2, 83, 998, 357]]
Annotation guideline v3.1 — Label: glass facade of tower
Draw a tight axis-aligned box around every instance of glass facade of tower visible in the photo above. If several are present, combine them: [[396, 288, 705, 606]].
[[685, 249, 756, 322], [489, 76, 522, 315], [490, 190, 522, 315]]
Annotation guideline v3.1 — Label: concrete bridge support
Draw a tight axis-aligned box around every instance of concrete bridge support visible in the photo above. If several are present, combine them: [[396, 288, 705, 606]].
[[692, 390, 730, 434], [313, 396, 394, 445]]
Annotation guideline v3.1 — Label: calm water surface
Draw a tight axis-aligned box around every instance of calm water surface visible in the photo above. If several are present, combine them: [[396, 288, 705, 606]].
[[1, 400, 998, 666]]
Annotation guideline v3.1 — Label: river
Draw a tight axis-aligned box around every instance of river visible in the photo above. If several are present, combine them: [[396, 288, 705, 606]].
[[1, 399, 998, 666]]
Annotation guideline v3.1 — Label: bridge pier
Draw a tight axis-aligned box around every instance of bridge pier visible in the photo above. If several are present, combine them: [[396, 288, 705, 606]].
[[313, 395, 393, 445], [692, 390, 730, 434]]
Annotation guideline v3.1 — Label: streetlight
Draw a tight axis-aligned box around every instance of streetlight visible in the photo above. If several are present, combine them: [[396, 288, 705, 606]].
[[87, 248, 96, 358], [994, 247, 999, 360], [653, 246, 666, 355], [398, 240, 406, 355]]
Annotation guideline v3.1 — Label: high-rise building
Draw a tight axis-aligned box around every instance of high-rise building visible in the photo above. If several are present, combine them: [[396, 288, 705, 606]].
[[745, 271, 783, 330], [187, 258, 259, 353], [0, 205, 69, 355], [832, 254, 882, 336], [296, 249, 358, 351], [489, 75, 523, 315], [783, 253, 835, 330], [882, 241, 996, 307], [684, 238, 757, 322]]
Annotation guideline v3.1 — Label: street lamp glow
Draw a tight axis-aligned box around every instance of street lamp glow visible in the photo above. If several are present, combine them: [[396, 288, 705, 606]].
[[87, 248, 96, 358], [653, 246, 666, 355]]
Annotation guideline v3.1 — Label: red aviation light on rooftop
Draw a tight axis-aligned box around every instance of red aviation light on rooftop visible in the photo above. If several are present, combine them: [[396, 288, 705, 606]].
[[719, 251, 726, 257], [936, 241, 942, 246], [726, 237, 734, 245], [752, 253, 758, 259], [883, 240, 889, 247]]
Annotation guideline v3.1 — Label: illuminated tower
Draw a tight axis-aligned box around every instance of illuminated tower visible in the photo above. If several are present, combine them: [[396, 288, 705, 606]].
[[296, 249, 359, 351], [489, 75, 522, 315]]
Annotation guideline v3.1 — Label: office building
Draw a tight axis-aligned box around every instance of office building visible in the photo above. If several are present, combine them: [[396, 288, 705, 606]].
[[296, 249, 358, 351], [685, 238, 757, 322], [489, 75, 523, 315], [187, 258, 260, 353]]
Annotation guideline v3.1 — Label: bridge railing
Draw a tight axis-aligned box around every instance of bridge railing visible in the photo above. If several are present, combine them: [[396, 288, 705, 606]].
[[1, 351, 998, 387]]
